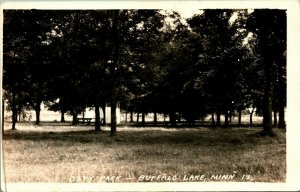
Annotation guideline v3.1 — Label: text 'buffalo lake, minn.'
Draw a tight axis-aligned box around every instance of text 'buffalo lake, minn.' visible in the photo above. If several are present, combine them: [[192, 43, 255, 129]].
[[69, 173, 252, 182]]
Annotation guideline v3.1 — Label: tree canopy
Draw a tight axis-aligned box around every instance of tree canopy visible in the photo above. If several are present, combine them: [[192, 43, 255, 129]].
[[3, 9, 286, 136]]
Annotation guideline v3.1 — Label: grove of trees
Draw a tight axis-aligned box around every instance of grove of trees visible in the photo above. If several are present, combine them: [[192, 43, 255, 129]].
[[3, 9, 286, 136]]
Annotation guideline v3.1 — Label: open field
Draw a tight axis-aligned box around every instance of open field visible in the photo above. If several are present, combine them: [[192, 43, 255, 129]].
[[2, 123, 286, 183]]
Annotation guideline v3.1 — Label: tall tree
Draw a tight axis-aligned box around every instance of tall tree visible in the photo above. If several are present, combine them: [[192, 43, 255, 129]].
[[45, 10, 109, 129], [247, 9, 286, 135], [188, 10, 248, 127], [3, 10, 50, 127], [104, 10, 165, 134]]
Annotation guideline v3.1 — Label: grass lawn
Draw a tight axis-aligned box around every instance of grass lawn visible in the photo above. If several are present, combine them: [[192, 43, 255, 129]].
[[2, 123, 286, 183]]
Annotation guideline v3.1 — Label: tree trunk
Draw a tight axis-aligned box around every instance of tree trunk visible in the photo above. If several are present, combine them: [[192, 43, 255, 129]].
[[263, 94, 273, 135], [211, 113, 215, 126], [153, 112, 157, 126], [95, 109, 101, 131], [130, 111, 133, 122], [12, 85, 17, 130], [110, 100, 117, 136], [59, 98, 66, 122], [35, 101, 41, 125], [277, 45, 286, 129], [12, 109, 17, 129], [142, 112, 145, 125], [110, 10, 119, 137], [249, 108, 254, 128], [216, 110, 221, 126], [95, 102, 101, 132], [137, 113, 140, 122], [278, 107, 285, 128], [125, 112, 128, 123], [169, 111, 176, 127], [35, 109, 40, 125], [262, 60, 274, 136], [261, 29, 274, 136], [224, 111, 229, 128], [72, 109, 78, 125], [102, 103, 106, 125], [238, 109, 242, 127], [60, 110, 65, 122], [273, 110, 277, 127]]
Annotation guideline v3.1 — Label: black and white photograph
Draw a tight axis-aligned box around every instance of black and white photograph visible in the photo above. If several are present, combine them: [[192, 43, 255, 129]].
[[1, 1, 299, 191]]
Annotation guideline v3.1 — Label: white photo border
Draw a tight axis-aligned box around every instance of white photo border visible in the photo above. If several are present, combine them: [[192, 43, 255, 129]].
[[1, 0, 299, 191]]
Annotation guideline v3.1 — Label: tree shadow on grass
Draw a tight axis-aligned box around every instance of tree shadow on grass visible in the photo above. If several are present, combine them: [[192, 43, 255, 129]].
[[3, 127, 286, 149]]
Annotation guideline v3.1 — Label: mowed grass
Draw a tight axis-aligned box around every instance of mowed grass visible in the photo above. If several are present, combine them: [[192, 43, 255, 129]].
[[2, 123, 286, 183]]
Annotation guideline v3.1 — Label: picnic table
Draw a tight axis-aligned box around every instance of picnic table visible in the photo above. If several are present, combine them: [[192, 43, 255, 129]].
[[77, 118, 104, 125], [77, 118, 94, 125]]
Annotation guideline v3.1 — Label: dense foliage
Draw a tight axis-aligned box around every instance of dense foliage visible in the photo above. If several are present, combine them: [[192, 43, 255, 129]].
[[3, 9, 286, 136]]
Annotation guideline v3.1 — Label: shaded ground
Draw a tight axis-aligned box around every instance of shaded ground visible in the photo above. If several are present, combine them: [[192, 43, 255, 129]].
[[2, 123, 286, 183]]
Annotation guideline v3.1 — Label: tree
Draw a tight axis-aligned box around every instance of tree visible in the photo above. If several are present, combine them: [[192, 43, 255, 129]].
[[3, 10, 68, 126], [104, 10, 165, 134], [44, 10, 110, 130], [247, 9, 287, 135], [3, 10, 48, 128], [188, 10, 249, 127]]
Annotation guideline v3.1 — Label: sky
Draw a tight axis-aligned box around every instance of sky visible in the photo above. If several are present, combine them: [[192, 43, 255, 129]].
[[175, 8, 203, 19]]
